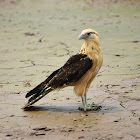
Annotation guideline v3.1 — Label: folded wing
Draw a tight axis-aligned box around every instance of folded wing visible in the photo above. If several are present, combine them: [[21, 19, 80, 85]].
[[48, 53, 93, 88]]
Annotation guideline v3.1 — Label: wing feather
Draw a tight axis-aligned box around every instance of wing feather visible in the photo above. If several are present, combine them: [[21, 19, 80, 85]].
[[48, 53, 93, 88]]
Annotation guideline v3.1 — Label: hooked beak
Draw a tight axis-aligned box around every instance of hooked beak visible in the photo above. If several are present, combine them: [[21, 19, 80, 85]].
[[78, 34, 86, 40]]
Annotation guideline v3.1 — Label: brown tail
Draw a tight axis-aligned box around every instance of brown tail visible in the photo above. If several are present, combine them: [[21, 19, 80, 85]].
[[25, 68, 61, 98], [25, 81, 46, 98], [22, 87, 53, 109]]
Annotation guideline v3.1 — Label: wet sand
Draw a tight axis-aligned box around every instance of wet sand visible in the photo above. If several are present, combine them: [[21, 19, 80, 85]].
[[0, 0, 140, 139]]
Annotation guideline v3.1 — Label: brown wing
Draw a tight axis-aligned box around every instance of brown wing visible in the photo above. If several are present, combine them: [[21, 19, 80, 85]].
[[48, 53, 93, 88]]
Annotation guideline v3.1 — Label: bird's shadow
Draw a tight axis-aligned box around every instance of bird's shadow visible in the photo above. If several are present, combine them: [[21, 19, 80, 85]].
[[23, 105, 122, 114]]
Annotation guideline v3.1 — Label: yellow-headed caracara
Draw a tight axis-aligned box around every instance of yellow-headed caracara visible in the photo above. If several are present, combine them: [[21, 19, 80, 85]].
[[22, 29, 103, 111]]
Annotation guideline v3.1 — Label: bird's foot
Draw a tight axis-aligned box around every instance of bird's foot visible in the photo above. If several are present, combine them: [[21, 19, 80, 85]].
[[78, 102, 102, 111]]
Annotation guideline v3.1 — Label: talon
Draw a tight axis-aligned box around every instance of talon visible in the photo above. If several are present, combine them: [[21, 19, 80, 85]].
[[78, 104, 102, 111]]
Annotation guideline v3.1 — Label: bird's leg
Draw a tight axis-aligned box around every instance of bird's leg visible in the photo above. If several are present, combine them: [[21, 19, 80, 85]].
[[78, 94, 102, 111], [82, 94, 87, 111], [78, 94, 87, 111]]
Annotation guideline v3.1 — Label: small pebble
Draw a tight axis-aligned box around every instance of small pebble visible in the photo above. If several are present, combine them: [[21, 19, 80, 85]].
[[6, 134, 12, 137], [78, 136, 84, 139]]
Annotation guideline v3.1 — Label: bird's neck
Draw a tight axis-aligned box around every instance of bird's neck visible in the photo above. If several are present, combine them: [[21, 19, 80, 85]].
[[85, 40, 100, 51], [80, 38, 101, 55], [85, 38, 100, 46]]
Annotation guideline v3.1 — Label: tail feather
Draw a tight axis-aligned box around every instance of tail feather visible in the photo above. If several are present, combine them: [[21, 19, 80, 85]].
[[25, 82, 45, 98], [22, 87, 53, 109], [28, 87, 51, 103], [25, 68, 61, 98]]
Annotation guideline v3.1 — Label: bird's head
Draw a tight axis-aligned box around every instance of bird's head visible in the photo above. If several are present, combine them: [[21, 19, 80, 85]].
[[78, 29, 99, 42]]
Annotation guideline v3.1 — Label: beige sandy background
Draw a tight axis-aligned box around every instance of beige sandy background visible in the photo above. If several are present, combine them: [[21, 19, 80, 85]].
[[0, 0, 140, 139]]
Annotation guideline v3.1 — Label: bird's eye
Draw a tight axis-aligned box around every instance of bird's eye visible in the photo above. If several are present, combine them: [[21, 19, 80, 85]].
[[87, 32, 91, 36]]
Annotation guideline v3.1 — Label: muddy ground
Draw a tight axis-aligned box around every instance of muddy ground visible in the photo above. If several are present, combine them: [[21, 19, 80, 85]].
[[0, 0, 140, 140]]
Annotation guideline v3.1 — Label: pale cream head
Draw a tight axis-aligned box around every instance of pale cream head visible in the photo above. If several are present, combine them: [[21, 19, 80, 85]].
[[78, 29, 99, 41]]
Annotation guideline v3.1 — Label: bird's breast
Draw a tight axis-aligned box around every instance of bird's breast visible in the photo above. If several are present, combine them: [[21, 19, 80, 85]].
[[74, 43, 103, 96], [88, 47, 103, 70]]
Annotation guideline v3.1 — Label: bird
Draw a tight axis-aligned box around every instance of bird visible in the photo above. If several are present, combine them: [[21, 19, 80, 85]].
[[22, 29, 103, 111]]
